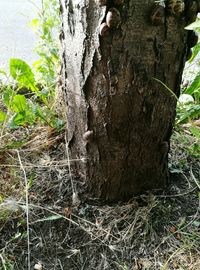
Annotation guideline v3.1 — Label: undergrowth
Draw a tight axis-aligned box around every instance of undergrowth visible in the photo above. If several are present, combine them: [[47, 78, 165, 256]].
[[0, 0, 63, 132]]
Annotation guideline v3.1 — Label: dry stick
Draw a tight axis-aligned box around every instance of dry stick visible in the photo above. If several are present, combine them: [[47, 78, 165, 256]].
[[58, 259, 64, 270], [0, 158, 87, 168], [64, 130, 78, 204], [65, 130, 74, 193], [190, 167, 200, 190], [156, 187, 197, 198], [16, 150, 31, 270], [0, 254, 7, 270]]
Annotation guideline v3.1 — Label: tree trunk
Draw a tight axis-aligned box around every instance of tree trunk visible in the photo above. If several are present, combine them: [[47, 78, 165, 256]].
[[59, 0, 195, 201]]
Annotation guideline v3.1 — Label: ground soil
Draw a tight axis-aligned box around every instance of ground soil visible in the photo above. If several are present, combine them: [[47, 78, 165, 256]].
[[0, 127, 199, 270]]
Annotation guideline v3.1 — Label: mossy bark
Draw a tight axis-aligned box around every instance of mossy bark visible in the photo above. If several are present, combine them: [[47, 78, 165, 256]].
[[60, 0, 189, 201]]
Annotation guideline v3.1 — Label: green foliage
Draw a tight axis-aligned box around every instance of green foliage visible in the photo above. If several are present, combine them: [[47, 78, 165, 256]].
[[30, 0, 60, 90], [175, 19, 200, 128], [187, 127, 200, 158], [10, 58, 38, 93], [184, 72, 200, 101], [176, 104, 200, 124], [0, 83, 63, 129], [0, 111, 6, 122], [0, 60, 63, 129], [0, 0, 63, 131], [189, 126, 200, 138]]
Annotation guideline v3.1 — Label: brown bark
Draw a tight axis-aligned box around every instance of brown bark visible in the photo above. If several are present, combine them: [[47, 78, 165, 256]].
[[60, 0, 192, 201]]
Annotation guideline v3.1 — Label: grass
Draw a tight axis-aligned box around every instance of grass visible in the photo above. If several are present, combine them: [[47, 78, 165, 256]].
[[0, 123, 199, 270]]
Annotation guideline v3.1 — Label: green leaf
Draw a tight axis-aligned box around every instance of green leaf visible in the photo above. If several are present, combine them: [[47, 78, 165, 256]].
[[24, 103, 37, 124], [189, 144, 200, 158], [11, 112, 27, 126], [28, 174, 35, 189], [185, 72, 200, 95], [189, 126, 200, 138], [0, 111, 7, 123], [189, 43, 200, 62], [33, 215, 62, 223], [176, 103, 200, 124], [0, 68, 7, 76], [3, 87, 16, 109], [9, 58, 38, 92], [12, 95, 27, 113], [185, 19, 200, 30], [28, 18, 40, 30]]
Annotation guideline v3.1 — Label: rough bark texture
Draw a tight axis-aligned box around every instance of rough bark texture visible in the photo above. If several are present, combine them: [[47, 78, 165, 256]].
[[60, 0, 190, 201]]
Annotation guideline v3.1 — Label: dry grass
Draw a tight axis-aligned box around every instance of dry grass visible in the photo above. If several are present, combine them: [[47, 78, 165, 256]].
[[0, 126, 199, 270]]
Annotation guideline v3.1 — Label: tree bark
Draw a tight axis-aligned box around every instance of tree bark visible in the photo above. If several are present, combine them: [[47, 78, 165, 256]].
[[59, 0, 193, 201]]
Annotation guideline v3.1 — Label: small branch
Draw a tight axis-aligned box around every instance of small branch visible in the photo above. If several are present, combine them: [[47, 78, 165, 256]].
[[16, 150, 31, 270]]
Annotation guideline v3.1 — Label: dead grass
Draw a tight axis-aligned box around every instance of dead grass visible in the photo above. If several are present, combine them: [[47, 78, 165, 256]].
[[0, 126, 199, 270]]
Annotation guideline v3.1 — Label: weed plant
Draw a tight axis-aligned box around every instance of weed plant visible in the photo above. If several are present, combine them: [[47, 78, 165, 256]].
[[0, 0, 63, 132]]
